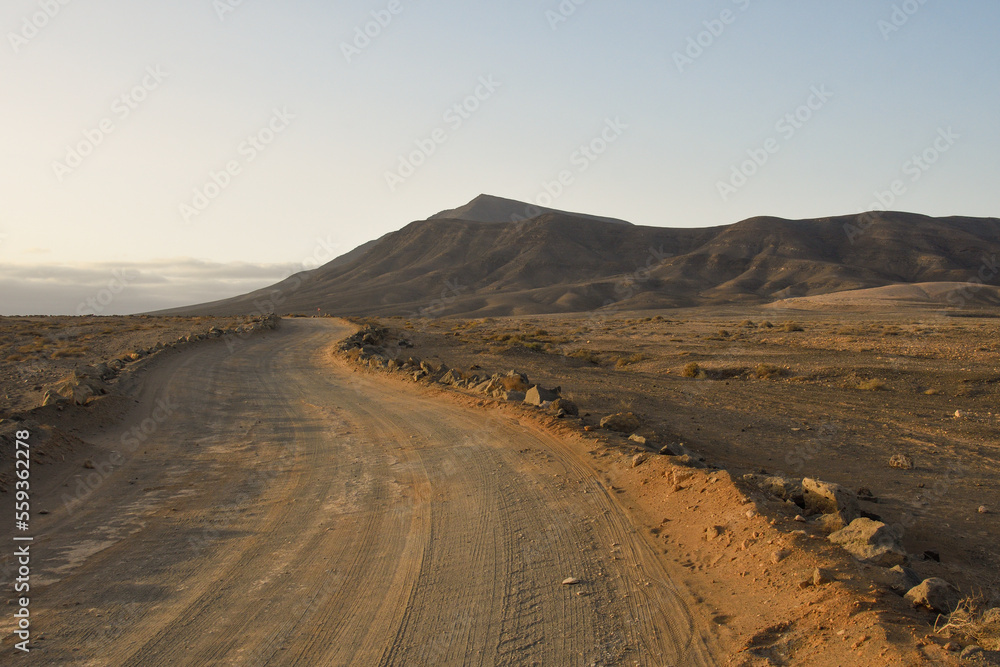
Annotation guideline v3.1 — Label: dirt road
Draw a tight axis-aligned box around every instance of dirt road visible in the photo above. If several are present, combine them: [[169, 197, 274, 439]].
[[8, 319, 721, 665]]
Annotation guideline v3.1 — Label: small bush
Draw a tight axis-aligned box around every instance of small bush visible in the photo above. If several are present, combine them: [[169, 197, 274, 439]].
[[783, 322, 804, 332], [567, 349, 601, 364], [51, 346, 89, 359], [740, 319, 756, 328], [759, 321, 774, 328], [615, 353, 648, 369], [681, 362, 702, 378], [858, 379, 887, 391], [936, 596, 1000, 651], [754, 363, 786, 379]]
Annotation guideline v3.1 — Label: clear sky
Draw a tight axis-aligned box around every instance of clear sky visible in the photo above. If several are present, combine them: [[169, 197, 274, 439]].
[[2, 0, 998, 315]]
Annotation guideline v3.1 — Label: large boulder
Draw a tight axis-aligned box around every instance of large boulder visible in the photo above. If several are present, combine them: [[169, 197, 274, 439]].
[[524, 385, 560, 406], [828, 518, 907, 567], [600, 412, 641, 433], [905, 578, 962, 614], [802, 478, 860, 523]]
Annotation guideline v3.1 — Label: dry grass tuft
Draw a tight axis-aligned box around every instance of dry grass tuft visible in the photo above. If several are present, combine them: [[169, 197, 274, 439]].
[[567, 349, 602, 365], [615, 353, 648, 369]]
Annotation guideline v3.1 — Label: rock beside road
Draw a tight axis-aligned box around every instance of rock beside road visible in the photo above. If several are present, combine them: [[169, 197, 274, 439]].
[[828, 518, 907, 567], [802, 477, 860, 525], [904, 577, 962, 614], [524, 385, 560, 406], [549, 398, 578, 416], [600, 412, 641, 432]]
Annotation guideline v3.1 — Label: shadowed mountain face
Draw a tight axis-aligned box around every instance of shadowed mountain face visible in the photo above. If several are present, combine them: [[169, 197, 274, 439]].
[[155, 196, 1000, 317]]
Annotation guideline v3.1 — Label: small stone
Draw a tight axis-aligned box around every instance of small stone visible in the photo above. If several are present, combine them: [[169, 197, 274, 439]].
[[83, 460, 95, 469], [631, 453, 648, 468], [812, 568, 835, 586], [954, 410, 964, 419], [771, 550, 789, 564], [960, 646, 985, 659], [706, 526, 724, 540], [978, 505, 989, 514], [794, 515, 806, 523], [562, 577, 581, 586], [943, 642, 960, 652], [628, 434, 647, 446]]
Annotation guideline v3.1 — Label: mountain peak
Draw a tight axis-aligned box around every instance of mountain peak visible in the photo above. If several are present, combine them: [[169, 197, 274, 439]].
[[429, 193, 632, 226]]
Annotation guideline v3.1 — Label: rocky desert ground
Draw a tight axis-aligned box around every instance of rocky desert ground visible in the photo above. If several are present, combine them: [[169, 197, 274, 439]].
[[1, 309, 998, 665], [342, 305, 1000, 663]]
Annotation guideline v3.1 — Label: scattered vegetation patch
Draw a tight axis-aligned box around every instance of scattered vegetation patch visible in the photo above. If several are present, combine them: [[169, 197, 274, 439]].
[[567, 349, 602, 365], [754, 363, 786, 380], [783, 321, 804, 332], [614, 353, 648, 369], [858, 378, 887, 391]]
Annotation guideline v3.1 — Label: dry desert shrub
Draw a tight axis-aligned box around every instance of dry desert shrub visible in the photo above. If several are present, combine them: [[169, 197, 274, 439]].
[[681, 362, 703, 378], [783, 321, 804, 332], [50, 346, 90, 359], [858, 378, 887, 391], [567, 349, 602, 365], [754, 363, 786, 379], [936, 595, 1000, 651], [615, 353, 648, 369]]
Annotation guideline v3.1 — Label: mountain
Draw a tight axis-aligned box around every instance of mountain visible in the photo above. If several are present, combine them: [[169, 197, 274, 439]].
[[429, 193, 632, 226], [154, 197, 1000, 317]]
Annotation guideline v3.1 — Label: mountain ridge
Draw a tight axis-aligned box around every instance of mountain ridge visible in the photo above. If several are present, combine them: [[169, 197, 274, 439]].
[[152, 196, 1000, 317]]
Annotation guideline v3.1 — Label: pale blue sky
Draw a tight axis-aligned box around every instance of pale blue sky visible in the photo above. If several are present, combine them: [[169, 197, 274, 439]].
[[2, 0, 997, 314]]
